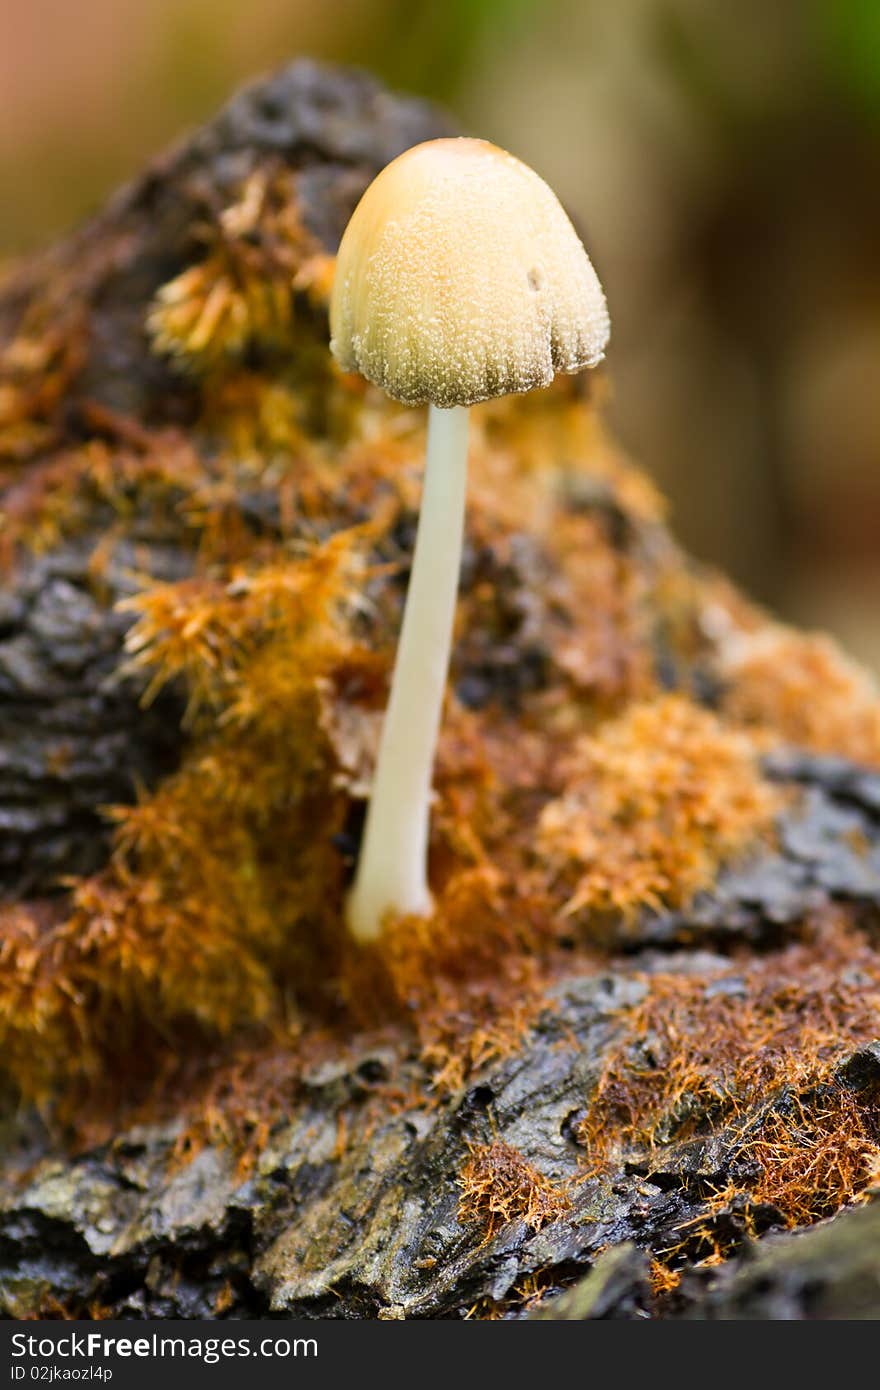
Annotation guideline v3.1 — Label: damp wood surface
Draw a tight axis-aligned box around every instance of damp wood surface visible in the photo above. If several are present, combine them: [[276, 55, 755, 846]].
[[3, 61, 880, 1320]]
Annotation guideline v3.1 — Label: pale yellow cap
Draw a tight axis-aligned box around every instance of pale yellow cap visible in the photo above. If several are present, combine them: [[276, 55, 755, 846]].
[[329, 138, 610, 408]]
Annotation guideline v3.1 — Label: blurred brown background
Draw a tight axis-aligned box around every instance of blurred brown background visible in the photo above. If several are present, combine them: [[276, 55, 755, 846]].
[[2, 0, 879, 667]]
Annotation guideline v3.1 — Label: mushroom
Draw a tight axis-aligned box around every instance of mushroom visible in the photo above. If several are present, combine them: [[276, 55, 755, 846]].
[[330, 137, 610, 942]]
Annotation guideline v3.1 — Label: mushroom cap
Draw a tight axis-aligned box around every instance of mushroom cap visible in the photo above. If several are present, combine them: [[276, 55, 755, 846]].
[[329, 138, 610, 409]]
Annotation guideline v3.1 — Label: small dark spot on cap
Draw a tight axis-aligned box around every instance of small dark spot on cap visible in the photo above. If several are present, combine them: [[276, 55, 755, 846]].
[[527, 266, 543, 291]]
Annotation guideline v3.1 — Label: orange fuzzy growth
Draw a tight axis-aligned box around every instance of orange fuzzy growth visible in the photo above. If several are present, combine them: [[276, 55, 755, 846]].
[[458, 1140, 571, 1240], [148, 170, 333, 371], [537, 695, 781, 922], [723, 627, 880, 768], [655, 1078, 880, 1269], [0, 305, 86, 468], [649, 1261, 682, 1299], [746, 1087, 880, 1227], [0, 532, 367, 1101], [580, 915, 880, 1175], [339, 861, 555, 1096], [0, 433, 207, 565], [121, 529, 361, 717]]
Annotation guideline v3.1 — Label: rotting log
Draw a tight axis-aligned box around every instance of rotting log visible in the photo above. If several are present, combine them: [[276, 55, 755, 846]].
[[3, 62, 880, 1320]]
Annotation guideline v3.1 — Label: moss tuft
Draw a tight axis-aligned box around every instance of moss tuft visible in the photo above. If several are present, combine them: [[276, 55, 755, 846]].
[[537, 695, 781, 923], [724, 627, 880, 768], [458, 1139, 571, 1240], [147, 170, 333, 372], [579, 912, 880, 1234]]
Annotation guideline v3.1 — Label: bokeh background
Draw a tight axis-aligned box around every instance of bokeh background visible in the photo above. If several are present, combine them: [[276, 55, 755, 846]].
[[2, 0, 879, 666]]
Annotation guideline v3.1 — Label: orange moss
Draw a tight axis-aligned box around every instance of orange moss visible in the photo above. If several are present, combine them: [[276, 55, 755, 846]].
[[203, 372, 311, 463], [723, 627, 880, 768], [746, 1086, 880, 1226], [0, 432, 212, 566], [148, 170, 333, 371], [580, 914, 880, 1181], [656, 1082, 880, 1266], [537, 695, 781, 923], [121, 529, 363, 713], [164, 1042, 328, 1177], [480, 373, 665, 530], [0, 219, 133, 486], [0, 175, 346, 562], [339, 863, 557, 1095], [0, 532, 366, 1100], [649, 1260, 682, 1298], [458, 1139, 571, 1240], [0, 303, 86, 468]]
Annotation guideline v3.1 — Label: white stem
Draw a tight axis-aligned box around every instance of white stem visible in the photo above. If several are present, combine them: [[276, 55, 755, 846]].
[[346, 404, 470, 942]]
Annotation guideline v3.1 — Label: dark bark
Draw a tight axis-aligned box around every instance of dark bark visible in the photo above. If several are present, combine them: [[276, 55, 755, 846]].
[[0, 541, 186, 895]]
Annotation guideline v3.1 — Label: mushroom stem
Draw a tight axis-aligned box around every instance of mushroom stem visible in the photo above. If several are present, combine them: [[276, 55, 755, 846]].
[[346, 404, 470, 942]]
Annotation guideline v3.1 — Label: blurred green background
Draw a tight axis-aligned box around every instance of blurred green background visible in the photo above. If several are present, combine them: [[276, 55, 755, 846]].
[[2, 0, 879, 667]]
